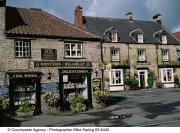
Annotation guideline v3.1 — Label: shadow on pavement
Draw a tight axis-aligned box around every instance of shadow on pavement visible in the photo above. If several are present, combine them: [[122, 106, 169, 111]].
[[139, 101, 180, 119], [0, 113, 21, 127], [106, 96, 126, 107]]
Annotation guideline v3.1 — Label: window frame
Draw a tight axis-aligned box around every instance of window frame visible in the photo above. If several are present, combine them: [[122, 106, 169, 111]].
[[111, 48, 120, 62], [162, 34, 167, 44], [137, 49, 146, 62], [111, 32, 118, 42], [137, 33, 144, 43], [109, 69, 124, 85], [64, 42, 83, 58], [162, 49, 170, 62], [160, 68, 174, 83], [14, 39, 31, 58]]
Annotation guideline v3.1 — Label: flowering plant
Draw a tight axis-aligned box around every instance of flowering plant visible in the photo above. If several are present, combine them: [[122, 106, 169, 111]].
[[43, 93, 59, 107], [92, 89, 109, 103]]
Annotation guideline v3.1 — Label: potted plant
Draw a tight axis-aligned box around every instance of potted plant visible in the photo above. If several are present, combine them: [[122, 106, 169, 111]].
[[43, 93, 59, 113], [69, 96, 86, 112], [124, 79, 139, 90], [16, 99, 34, 117], [92, 89, 109, 109]]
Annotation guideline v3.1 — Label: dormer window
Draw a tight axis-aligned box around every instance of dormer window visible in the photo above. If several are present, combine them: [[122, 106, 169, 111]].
[[162, 34, 167, 44], [130, 29, 144, 43], [104, 27, 118, 42], [137, 34, 144, 43], [111, 32, 118, 42]]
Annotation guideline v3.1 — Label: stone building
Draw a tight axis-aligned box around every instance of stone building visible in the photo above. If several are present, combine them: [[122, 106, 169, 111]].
[[0, 1, 102, 112], [74, 6, 180, 91]]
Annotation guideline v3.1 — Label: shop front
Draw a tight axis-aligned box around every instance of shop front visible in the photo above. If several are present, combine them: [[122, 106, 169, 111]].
[[58, 62, 92, 111], [7, 70, 42, 114]]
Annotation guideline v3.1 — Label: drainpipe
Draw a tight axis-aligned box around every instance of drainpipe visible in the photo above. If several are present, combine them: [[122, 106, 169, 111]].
[[128, 43, 130, 77], [156, 44, 159, 83], [100, 39, 104, 90]]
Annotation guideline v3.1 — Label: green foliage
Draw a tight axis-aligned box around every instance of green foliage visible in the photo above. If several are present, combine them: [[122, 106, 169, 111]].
[[92, 90, 109, 103], [16, 99, 34, 115], [147, 70, 155, 88], [124, 79, 139, 89], [43, 93, 59, 107], [69, 96, 86, 112]]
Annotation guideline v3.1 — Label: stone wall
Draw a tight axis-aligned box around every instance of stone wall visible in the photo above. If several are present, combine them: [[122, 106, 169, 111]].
[[0, 38, 102, 86]]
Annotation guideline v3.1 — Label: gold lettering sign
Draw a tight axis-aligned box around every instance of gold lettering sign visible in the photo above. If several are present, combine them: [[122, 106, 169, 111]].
[[34, 61, 92, 67], [41, 49, 57, 60]]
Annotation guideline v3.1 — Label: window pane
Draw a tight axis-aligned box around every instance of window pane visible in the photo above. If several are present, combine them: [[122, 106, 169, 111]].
[[111, 49, 119, 61], [162, 50, 169, 61], [138, 50, 145, 61], [138, 34, 143, 43], [162, 35, 167, 44], [110, 69, 122, 85]]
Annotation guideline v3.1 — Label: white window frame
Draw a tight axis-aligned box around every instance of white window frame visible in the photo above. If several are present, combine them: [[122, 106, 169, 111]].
[[64, 43, 83, 58], [111, 32, 118, 42], [162, 35, 167, 44], [109, 69, 124, 85], [137, 34, 144, 43], [15, 40, 31, 58], [160, 68, 174, 83], [111, 49, 120, 61], [137, 49, 146, 62], [162, 49, 169, 62]]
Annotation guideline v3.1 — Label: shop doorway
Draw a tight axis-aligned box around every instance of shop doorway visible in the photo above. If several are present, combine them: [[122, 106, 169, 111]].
[[59, 69, 92, 111]]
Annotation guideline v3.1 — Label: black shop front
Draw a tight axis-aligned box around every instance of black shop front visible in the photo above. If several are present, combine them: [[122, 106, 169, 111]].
[[58, 62, 92, 111]]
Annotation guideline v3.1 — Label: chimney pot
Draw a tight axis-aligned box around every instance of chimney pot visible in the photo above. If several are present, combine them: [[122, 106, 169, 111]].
[[153, 13, 162, 24], [126, 12, 133, 22], [74, 5, 83, 29]]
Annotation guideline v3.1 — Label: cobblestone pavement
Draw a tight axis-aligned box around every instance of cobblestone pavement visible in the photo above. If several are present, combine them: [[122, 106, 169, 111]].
[[3, 88, 180, 127]]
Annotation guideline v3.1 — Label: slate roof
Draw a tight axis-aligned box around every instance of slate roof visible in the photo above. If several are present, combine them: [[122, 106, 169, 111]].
[[173, 32, 180, 41], [83, 16, 180, 44], [5, 6, 99, 40]]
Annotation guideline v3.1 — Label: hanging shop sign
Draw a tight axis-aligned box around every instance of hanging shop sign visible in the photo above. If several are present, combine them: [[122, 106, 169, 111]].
[[62, 69, 89, 74], [34, 61, 92, 67], [92, 78, 101, 90], [41, 48, 57, 60]]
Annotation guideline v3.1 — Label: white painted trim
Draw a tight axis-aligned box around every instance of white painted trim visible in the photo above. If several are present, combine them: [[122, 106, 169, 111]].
[[137, 70, 148, 87], [160, 68, 174, 83], [109, 69, 124, 86]]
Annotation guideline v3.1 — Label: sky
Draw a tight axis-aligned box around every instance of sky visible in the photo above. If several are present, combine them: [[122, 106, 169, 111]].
[[7, 0, 180, 32]]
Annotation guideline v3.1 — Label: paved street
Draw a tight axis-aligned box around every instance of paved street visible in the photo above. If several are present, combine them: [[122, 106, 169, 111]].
[[3, 88, 180, 127]]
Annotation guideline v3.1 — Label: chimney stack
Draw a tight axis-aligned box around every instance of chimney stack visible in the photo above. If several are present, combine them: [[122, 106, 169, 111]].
[[153, 13, 162, 24], [0, 0, 6, 7], [74, 5, 83, 29], [126, 12, 133, 22]]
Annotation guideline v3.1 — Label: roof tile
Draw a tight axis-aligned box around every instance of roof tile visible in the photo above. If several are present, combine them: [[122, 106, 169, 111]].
[[5, 6, 99, 40]]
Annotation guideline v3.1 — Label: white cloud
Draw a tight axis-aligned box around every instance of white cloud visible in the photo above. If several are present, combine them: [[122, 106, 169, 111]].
[[85, 0, 98, 16]]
